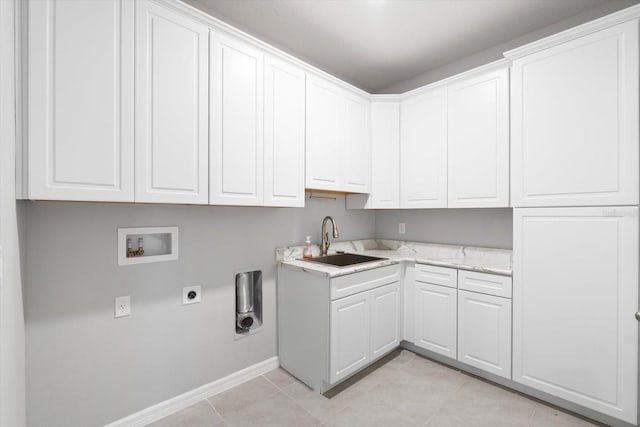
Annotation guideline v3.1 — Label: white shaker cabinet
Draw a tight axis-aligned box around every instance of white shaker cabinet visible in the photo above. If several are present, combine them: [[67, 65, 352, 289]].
[[135, 0, 209, 204], [305, 75, 342, 191], [400, 87, 448, 208], [342, 93, 371, 193], [447, 68, 509, 208], [457, 290, 511, 379], [370, 282, 401, 359], [27, 0, 134, 201], [330, 291, 371, 383], [509, 21, 639, 207], [368, 99, 400, 208], [263, 56, 306, 207], [306, 75, 371, 193], [513, 207, 638, 424], [413, 265, 457, 359], [210, 32, 264, 205], [279, 264, 401, 392]]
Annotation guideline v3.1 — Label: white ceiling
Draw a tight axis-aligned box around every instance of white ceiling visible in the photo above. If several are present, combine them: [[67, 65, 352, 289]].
[[185, 0, 630, 92]]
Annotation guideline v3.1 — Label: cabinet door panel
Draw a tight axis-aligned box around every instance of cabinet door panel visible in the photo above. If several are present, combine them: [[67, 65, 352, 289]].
[[370, 101, 400, 208], [400, 88, 447, 208], [28, 0, 134, 201], [342, 94, 371, 193], [306, 76, 341, 190], [414, 282, 457, 358], [330, 292, 370, 384], [458, 290, 511, 379], [211, 33, 264, 205], [135, 0, 208, 203], [511, 22, 638, 207], [513, 207, 638, 424], [370, 282, 401, 359], [448, 68, 509, 208], [264, 56, 305, 207]]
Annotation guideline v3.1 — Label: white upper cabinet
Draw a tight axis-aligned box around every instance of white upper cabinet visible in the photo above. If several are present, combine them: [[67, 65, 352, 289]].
[[400, 87, 448, 208], [369, 100, 400, 208], [447, 68, 509, 208], [210, 32, 264, 205], [263, 56, 306, 207], [342, 92, 371, 193], [513, 207, 638, 424], [509, 21, 639, 207], [306, 75, 342, 191], [135, 0, 209, 204], [27, 0, 134, 202], [306, 74, 371, 193]]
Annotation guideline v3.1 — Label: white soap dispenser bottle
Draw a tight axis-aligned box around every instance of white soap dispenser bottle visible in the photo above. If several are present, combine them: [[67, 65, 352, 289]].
[[303, 235, 313, 259]]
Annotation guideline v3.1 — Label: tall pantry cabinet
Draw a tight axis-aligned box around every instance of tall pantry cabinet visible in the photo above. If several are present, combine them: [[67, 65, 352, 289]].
[[508, 17, 639, 425]]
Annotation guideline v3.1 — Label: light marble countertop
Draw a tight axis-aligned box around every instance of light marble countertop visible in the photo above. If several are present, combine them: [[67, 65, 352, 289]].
[[276, 239, 512, 278]]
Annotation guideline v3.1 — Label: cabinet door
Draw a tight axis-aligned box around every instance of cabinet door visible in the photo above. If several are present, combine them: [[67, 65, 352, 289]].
[[330, 292, 370, 384], [400, 87, 447, 208], [448, 68, 509, 208], [370, 282, 401, 359], [28, 0, 134, 201], [511, 22, 638, 207], [414, 281, 457, 358], [458, 290, 511, 379], [513, 207, 638, 424], [342, 93, 371, 193], [370, 101, 400, 208], [135, 1, 208, 204], [306, 75, 342, 191], [263, 56, 305, 207], [210, 32, 264, 205]]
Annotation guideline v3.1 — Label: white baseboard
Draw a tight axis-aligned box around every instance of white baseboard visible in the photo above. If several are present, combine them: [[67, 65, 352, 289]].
[[104, 356, 280, 427]]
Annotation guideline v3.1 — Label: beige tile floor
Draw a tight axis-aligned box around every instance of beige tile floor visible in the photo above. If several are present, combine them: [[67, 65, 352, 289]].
[[147, 350, 602, 427]]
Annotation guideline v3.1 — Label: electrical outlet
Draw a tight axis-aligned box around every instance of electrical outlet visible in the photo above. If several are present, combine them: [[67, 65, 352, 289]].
[[398, 223, 406, 234], [115, 296, 131, 318], [183, 286, 201, 305]]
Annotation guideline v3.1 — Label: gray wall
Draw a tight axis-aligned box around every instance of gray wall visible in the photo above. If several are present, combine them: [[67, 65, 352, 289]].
[[375, 208, 513, 249], [0, 0, 26, 426], [380, 0, 639, 93], [22, 197, 374, 427]]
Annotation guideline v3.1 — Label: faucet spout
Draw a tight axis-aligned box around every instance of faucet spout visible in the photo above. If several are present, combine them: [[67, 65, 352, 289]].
[[320, 216, 340, 256]]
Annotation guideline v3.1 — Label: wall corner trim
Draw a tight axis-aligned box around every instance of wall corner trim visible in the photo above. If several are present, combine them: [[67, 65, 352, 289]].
[[104, 356, 280, 427]]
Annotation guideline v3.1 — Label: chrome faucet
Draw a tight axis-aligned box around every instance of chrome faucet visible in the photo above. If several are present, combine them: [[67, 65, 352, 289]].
[[320, 216, 340, 256]]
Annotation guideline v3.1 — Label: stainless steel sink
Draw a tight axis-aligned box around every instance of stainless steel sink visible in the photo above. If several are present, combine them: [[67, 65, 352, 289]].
[[302, 253, 387, 267]]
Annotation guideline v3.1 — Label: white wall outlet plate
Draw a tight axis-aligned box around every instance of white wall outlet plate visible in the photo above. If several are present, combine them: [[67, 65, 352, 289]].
[[183, 286, 201, 305], [398, 223, 406, 234], [115, 296, 131, 318]]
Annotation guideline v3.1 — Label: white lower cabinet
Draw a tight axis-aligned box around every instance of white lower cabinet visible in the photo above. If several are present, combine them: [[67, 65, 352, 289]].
[[370, 282, 401, 358], [330, 291, 371, 383], [412, 264, 513, 380], [457, 290, 511, 379], [278, 264, 401, 392], [413, 267, 457, 359]]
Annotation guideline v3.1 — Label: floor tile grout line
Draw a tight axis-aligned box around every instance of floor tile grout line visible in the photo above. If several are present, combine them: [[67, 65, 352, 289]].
[[278, 386, 326, 426], [207, 376, 282, 421], [204, 398, 224, 422], [261, 373, 289, 392], [527, 404, 539, 427], [422, 370, 468, 427]]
